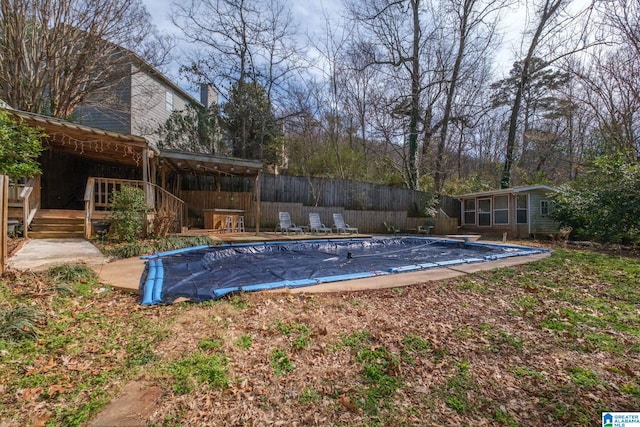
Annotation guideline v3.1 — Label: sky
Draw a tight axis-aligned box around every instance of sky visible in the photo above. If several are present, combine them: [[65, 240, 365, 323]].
[[141, 0, 346, 95], [139, 0, 589, 97]]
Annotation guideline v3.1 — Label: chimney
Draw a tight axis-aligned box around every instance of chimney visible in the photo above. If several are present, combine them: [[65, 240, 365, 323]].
[[200, 84, 218, 108]]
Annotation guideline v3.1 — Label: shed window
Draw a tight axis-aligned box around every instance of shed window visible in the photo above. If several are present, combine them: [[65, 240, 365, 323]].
[[464, 199, 475, 225], [494, 195, 509, 224], [165, 90, 174, 112], [478, 198, 491, 226], [541, 200, 550, 217], [516, 194, 528, 224]]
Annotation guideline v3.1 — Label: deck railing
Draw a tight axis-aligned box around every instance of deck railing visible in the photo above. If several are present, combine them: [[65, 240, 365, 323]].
[[84, 177, 185, 238], [10, 176, 41, 238]]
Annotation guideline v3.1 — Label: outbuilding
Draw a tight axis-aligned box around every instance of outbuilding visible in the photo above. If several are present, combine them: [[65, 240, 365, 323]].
[[455, 185, 561, 238]]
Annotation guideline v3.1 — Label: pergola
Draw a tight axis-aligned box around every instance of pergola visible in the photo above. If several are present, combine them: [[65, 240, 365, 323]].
[[157, 149, 264, 233]]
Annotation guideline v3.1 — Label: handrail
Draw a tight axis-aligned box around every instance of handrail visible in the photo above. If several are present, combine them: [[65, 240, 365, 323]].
[[84, 178, 96, 238], [84, 177, 185, 235], [18, 176, 40, 238]]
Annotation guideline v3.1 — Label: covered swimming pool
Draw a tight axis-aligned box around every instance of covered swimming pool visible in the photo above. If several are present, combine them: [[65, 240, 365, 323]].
[[139, 237, 550, 305]]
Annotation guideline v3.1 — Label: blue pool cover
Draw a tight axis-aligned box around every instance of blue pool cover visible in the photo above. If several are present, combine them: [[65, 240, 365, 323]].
[[139, 237, 550, 305]]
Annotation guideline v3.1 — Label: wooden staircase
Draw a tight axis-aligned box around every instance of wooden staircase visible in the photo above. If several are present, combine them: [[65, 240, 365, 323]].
[[29, 209, 85, 239]]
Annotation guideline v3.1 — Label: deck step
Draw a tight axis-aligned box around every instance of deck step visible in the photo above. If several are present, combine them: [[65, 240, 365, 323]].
[[30, 223, 84, 232], [35, 209, 85, 220], [28, 231, 86, 239], [29, 210, 86, 239]]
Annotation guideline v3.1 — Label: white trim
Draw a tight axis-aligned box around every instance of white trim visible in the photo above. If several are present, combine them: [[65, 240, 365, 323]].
[[454, 184, 558, 199], [478, 198, 492, 227], [493, 194, 509, 225]]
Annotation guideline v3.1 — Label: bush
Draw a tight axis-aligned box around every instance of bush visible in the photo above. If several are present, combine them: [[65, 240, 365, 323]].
[[551, 155, 640, 244], [109, 186, 148, 242]]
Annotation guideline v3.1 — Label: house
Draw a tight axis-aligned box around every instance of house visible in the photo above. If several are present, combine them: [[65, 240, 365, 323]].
[[455, 185, 561, 238], [4, 107, 262, 239], [74, 50, 218, 148]]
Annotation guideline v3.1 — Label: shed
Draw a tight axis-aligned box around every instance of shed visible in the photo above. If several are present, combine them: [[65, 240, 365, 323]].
[[455, 185, 561, 238]]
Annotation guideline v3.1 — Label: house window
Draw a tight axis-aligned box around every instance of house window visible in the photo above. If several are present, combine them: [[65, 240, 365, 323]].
[[494, 195, 509, 224], [165, 90, 174, 112], [516, 194, 528, 224], [463, 199, 476, 225], [541, 200, 550, 217], [478, 198, 491, 226]]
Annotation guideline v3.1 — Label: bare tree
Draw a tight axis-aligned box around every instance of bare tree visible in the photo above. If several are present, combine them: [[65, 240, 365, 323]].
[[172, 0, 302, 160], [432, 0, 506, 193], [0, 0, 171, 118], [346, 0, 426, 189], [499, 0, 594, 188]]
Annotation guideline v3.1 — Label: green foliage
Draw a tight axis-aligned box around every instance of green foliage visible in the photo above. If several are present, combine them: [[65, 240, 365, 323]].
[[443, 361, 476, 413], [235, 334, 252, 349], [0, 110, 45, 180], [355, 346, 402, 416], [568, 366, 600, 388], [198, 338, 223, 351], [299, 386, 322, 405], [168, 353, 230, 394], [223, 79, 280, 162], [551, 154, 640, 243], [108, 186, 148, 243], [47, 264, 97, 284], [270, 348, 295, 375], [0, 305, 43, 340], [158, 103, 224, 154], [103, 236, 215, 259]]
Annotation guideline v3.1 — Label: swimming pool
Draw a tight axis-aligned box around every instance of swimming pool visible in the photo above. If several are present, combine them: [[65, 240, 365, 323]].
[[139, 237, 550, 305]]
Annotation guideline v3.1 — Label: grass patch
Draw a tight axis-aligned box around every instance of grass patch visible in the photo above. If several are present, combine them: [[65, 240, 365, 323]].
[[270, 348, 295, 376], [198, 338, 223, 351], [102, 236, 215, 259], [167, 353, 230, 394], [47, 263, 97, 284], [299, 386, 322, 404], [340, 330, 402, 417], [442, 361, 476, 414], [271, 319, 312, 350], [568, 366, 600, 388], [0, 305, 43, 341], [235, 334, 252, 349]]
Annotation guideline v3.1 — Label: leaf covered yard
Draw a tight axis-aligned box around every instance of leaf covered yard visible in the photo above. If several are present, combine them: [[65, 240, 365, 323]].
[[1, 248, 640, 426]]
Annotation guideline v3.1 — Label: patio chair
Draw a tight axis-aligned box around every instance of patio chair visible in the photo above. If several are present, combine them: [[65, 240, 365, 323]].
[[383, 221, 400, 234], [277, 211, 304, 235], [417, 219, 434, 235], [309, 213, 332, 234], [333, 213, 358, 234]]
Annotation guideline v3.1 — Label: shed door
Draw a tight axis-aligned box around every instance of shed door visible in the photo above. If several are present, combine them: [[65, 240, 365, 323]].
[[478, 198, 491, 226]]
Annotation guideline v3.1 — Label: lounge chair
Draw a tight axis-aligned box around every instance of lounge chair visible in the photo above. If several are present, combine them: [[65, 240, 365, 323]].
[[417, 219, 434, 235], [383, 221, 400, 234], [309, 213, 331, 234], [277, 212, 304, 235], [333, 213, 358, 234]]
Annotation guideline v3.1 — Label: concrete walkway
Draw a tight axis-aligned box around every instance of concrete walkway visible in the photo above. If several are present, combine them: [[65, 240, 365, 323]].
[[8, 239, 109, 271]]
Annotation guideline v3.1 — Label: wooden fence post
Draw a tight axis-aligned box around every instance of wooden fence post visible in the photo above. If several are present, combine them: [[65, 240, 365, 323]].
[[1, 175, 8, 275]]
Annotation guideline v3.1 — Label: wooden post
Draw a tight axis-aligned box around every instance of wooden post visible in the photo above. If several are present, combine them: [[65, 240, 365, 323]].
[[1, 175, 8, 275], [255, 172, 261, 234]]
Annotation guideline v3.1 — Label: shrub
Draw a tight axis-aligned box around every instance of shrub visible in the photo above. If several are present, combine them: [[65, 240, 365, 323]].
[[109, 186, 148, 242], [0, 305, 43, 341], [551, 155, 640, 244]]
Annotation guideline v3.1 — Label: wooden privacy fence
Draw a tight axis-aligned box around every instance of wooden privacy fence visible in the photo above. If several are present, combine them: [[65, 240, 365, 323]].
[[257, 202, 459, 234], [1, 175, 8, 275], [179, 173, 461, 232]]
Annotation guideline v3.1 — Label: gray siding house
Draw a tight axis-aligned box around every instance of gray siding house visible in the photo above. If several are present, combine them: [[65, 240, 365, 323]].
[[455, 185, 561, 238], [75, 53, 217, 147]]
